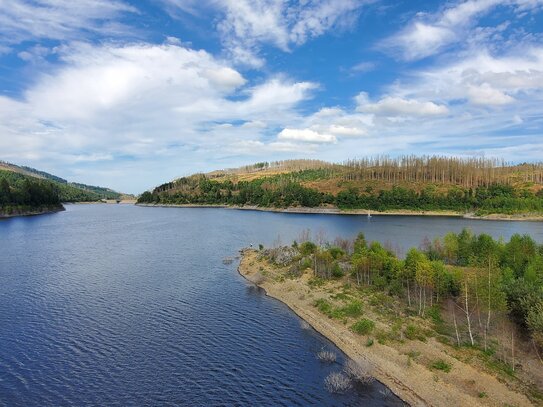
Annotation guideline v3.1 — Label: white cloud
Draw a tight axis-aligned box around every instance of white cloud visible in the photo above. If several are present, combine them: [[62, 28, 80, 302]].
[[467, 83, 514, 105], [350, 61, 376, 73], [277, 128, 336, 143], [328, 125, 367, 137], [0, 0, 137, 48], [380, 0, 542, 61], [357, 95, 449, 116], [0, 41, 321, 191], [391, 47, 543, 108], [164, 0, 369, 66]]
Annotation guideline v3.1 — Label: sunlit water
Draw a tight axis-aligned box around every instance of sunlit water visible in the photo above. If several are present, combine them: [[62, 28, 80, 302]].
[[1, 205, 541, 406]]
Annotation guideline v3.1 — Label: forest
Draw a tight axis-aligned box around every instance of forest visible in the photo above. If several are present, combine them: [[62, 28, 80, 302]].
[[0, 161, 124, 201], [0, 170, 61, 209], [261, 229, 543, 373], [138, 156, 543, 215]]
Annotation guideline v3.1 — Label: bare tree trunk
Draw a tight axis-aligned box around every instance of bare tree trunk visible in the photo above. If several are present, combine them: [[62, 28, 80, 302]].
[[464, 281, 475, 346], [406, 279, 411, 307], [453, 307, 460, 346], [512, 330, 515, 371]]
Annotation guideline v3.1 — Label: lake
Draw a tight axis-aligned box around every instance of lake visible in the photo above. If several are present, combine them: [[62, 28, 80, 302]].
[[1, 205, 541, 406]]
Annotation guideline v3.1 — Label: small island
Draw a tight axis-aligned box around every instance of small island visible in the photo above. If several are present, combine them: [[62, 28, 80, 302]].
[[239, 230, 543, 406]]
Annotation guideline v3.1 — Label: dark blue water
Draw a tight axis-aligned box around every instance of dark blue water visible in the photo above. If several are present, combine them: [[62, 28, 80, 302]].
[[1, 205, 541, 406]]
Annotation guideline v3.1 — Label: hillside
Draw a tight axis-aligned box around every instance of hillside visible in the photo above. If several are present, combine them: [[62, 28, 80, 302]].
[[138, 156, 543, 216], [0, 161, 130, 202]]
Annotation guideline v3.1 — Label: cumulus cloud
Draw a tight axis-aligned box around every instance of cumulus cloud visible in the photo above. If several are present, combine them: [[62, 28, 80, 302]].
[[277, 128, 336, 143], [467, 83, 515, 105], [0, 41, 319, 190]]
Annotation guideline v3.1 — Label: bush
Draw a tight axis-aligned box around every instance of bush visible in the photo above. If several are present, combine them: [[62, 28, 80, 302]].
[[341, 300, 363, 318], [324, 372, 352, 393], [404, 324, 427, 341], [331, 263, 345, 278], [300, 241, 317, 255], [431, 359, 452, 373], [315, 299, 333, 316], [344, 359, 375, 385], [352, 318, 375, 335], [317, 349, 337, 363]]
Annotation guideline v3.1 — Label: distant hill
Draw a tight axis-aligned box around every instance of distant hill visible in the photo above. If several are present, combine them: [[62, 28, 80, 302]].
[[138, 156, 543, 216], [0, 161, 131, 202]]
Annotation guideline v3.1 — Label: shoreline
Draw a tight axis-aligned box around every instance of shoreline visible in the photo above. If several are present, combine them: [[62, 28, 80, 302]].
[[136, 203, 543, 221], [237, 249, 535, 407], [0, 204, 65, 219]]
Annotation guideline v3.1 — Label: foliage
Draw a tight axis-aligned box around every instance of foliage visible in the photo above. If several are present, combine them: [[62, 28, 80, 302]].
[[431, 359, 452, 373], [351, 319, 375, 335], [138, 156, 543, 215], [0, 170, 60, 207]]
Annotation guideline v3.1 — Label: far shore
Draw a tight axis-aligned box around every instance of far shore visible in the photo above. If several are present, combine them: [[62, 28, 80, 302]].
[[0, 204, 65, 219], [136, 203, 543, 221]]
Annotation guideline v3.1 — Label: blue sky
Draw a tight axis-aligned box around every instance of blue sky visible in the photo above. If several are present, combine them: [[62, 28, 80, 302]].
[[0, 0, 542, 193]]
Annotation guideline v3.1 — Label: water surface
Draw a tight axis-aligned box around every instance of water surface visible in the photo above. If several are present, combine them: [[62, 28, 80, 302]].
[[1, 205, 541, 406]]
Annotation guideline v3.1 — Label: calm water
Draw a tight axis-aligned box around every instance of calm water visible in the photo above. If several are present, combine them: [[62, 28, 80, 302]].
[[1, 205, 542, 407]]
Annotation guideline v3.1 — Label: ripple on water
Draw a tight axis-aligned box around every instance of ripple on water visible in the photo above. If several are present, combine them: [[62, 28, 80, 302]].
[[8, 206, 537, 405]]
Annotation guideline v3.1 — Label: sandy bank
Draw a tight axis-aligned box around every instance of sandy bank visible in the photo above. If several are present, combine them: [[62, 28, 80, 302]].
[[238, 249, 535, 407]]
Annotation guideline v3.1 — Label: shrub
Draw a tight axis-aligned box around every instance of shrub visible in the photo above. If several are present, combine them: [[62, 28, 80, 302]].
[[331, 263, 345, 278], [317, 350, 337, 363], [344, 359, 375, 385], [365, 338, 374, 347], [315, 299, 333, 316], [431, 359, 452, 373], [352, 319, 375, 335], [300, 241, 317, 255], [404, 324, 427, 342], [324, 372, 352, 393], [341, 300, 363, 318]]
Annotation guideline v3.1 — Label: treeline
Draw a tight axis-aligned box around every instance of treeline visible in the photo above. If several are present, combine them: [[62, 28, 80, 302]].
[[138, 170, 543, 214], [69, 183, 121, 200], [343, 155, 543, 187], [266, 230, 543, 367], [0, 161, 123, 201], [0, 170, 60, 207]]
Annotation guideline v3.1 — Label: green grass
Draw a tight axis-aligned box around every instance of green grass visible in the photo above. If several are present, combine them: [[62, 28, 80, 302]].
[[351, 318, 375, 335], [431, 359, 452, 373], [404, 324, 428, 342]]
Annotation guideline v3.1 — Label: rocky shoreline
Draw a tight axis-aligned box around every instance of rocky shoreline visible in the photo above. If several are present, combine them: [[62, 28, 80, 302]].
[[136, 203, 543, 221]]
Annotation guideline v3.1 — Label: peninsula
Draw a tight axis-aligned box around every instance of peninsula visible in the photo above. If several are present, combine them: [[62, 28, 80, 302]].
[[239, 230, 543, 406]]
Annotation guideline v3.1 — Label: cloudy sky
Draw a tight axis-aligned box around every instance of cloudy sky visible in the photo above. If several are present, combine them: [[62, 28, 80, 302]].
[[0, 0, 542, 193]]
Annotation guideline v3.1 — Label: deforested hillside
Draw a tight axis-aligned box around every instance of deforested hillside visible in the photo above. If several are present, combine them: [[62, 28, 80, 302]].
[[138, 156, 543, 217]]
